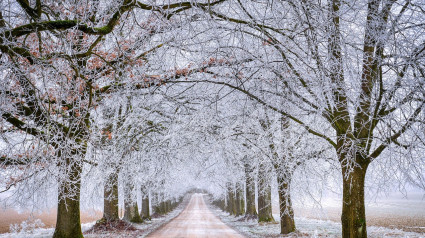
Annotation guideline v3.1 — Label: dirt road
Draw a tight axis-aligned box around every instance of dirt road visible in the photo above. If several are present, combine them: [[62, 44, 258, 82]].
[[147, 193, 244, 238]]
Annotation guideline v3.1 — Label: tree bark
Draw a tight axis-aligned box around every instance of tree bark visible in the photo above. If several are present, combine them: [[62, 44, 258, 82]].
[[236, 182, 245, 216], [53, 160, 83, 238], [245, 163, 257, 219], [258, 163, 274, 222], [160, 201, 166, 214], [152, 192, 159, 215], [341, 164, 368, 238], [226, 183, 236, 215], [257, 183, 274, 222], [167, 200, 172, 213], [213, 198, 226, 211], [141, 194, 150, 220], [277, 174, 295, 234], [123, 182, 143, 223], [102, 172, 119, 221]]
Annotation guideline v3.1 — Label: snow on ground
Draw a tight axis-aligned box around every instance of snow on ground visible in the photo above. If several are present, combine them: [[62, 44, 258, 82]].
[[0, 195, 191, 238], [0, 221, 96, 238], [207, 194, 425, 238], [283, 191, 425, 234], [211, 209, 425, 238], [1, 192, 423, 237], [0, 208, 102, 234]]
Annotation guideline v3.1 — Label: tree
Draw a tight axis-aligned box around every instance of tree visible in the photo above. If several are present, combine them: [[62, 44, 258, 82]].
[[0, 0, 227, 236], [257, 159, 274, 222], [243, 155, 258, 219], [123, 181, 143, 223], [1, 0, 423, 237], [260, 112, 329, 234], [182, 1, 424, 236], [235, 181, 245, 216], [140, 186, 151, 220], [102, 172, 119, 222]]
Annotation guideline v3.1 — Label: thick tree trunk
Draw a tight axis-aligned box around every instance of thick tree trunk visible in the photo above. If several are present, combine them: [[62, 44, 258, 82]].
[[220, 198, 226, 211], [341, 164, 368, 238], [226, 183, 236, 215], [152, 192, 159, 215], [257, 183, 274, 222], [240, 195, 245, 215], [160, 201, 167, 214], [244, 162, 257, 219], [258, 163, 274, 222], [102, 172, 119, 221], [277, 174, 295, 234], [123, 183, 142, 223], [141, 194, 150, 220], [153, 193, 166, 215], [213, 198, 226, 210], [124, 202, 142, 223], [236, 182, 245, 216], [167, 200, 172, 213], [53, 161, 83, 238]]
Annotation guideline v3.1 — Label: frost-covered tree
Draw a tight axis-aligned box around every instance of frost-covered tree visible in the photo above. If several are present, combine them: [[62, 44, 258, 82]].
[[1, 0, 423, 237], [0, 0, 227, 236], [257, 110, 331, 233], [183, 1, 425, 237]]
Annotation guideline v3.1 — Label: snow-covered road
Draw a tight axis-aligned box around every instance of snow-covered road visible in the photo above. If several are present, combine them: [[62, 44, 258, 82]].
[[147, 193, 244, 238]]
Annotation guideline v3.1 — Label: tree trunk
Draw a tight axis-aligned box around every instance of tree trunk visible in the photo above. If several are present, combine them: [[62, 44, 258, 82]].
[[240, 196, 245, 215], [258, 163, 274, 222], [236, 182, 245, 216], [213, 198, 226, 210], [341, 164, 368, 238], [167, 200, 172, 213], [226, 183, 236, 215], [160, 201, 166, 214], [141, 194, 150, 220], [245, 163, 257, 218], [53, 161, 83, 238], [123, 182, 142, 223], [154, 193, 165, 215], [257, 183, 274, 222], [158, 199, 164, 214], [277, 174, 295, 234], [151, 192, 159, 215], [102, 172, 119, 221]]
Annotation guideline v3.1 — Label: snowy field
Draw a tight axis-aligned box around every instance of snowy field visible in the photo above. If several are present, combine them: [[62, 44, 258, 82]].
[[0, 191, 424, 237], [214, 213, 425, 238], [209, 191, 425, 238], [0, 195, 190, 238], [0, 208, 102, 234], [284, 191, 425, 234], [0, 221, 96, 238], [0, 207, 183, 238]]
